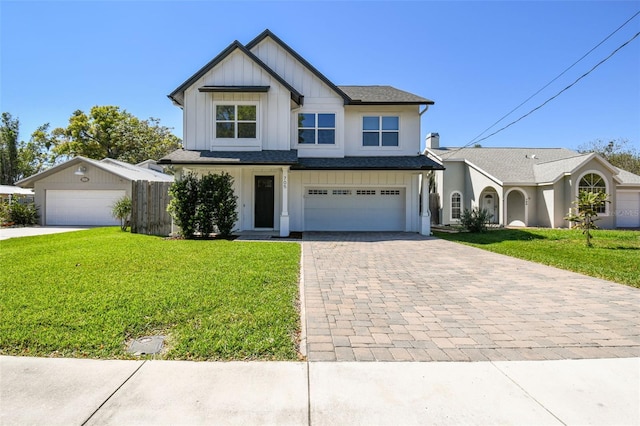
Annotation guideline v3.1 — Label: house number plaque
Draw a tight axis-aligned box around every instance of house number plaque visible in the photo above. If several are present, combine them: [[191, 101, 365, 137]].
[[283, 175, 287, 189]]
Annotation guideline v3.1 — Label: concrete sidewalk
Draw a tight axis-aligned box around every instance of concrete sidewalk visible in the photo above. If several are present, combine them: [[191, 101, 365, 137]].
[[0, 226, 91, 240], [1, 356, 638, 425]]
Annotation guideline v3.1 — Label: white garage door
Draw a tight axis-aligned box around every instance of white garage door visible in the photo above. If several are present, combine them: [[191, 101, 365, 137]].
[[46, 190, 125, 226], [304, 187, 405, 231], [616, 191, 640, 228]]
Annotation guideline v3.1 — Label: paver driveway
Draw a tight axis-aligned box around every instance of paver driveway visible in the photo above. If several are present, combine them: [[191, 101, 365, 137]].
[[302, 232, 640, 362]]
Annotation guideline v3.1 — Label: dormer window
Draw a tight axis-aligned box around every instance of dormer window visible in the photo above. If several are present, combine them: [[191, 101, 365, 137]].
[[298, 113, 336, 144], [363, 116, 399, 147], [215, 104, 257, 139]]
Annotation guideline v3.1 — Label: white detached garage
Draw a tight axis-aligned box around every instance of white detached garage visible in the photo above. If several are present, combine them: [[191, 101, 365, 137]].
[[17, 156, 173, 226]]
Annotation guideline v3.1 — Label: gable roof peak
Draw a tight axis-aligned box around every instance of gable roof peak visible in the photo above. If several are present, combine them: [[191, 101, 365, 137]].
[[167, 35, 303, 107], [245, 29, 352, 104]]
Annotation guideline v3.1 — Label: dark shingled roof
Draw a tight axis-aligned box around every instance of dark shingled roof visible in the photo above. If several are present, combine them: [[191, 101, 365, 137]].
[[294, 156, 443, 170], [339, 86, 434, 105], [158, 149, 299, 165], [159, 149, 443, 171]]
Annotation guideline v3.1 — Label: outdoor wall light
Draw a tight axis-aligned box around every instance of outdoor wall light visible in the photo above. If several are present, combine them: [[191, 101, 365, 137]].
[[74, 166, 87, 176]]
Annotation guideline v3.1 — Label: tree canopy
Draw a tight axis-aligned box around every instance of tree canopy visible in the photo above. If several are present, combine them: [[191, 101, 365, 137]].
[[0, 112, 19, 184], [51, 106, 181, 164], [0, 107, 182, 183], [0, 112, 50, 184], [578, 139, 640, 175]]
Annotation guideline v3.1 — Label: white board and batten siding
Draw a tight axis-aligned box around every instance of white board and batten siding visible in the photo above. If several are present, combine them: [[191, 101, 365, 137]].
[[182, 49, 292, 151], [249, 37, 340, 100], [616, 191, 640, 228]]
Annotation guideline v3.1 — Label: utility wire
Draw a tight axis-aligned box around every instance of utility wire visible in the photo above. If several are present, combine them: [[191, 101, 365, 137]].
[[440, 10, 640, 157], [439, 25, 640, 158], [466, 10, 640, 147], [471, 30, 640, 146]]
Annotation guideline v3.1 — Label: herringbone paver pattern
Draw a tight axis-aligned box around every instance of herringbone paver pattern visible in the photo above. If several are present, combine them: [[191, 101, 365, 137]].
[[302, 232, 640, 362]]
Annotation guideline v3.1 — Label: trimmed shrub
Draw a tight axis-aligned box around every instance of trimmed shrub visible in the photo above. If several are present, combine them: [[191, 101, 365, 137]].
[[167, 172, 199, 238], [196, 174, 217, 237], [167, 172, 238, 239], [2, 201, 39, 226], [212, 172, 238, 238]]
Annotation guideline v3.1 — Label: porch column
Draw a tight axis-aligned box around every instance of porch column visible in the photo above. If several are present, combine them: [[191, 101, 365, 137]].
[[280, 166, 290, 237], [420, 172, 431, 236]]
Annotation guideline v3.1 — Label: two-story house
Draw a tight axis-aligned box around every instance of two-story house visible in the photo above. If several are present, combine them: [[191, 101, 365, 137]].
[[159, 30, 443, 236]]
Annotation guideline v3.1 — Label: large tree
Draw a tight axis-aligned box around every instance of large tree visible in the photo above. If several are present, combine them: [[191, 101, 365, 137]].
[[0, 112, 20, 184], [578, 139, 640, 175], [51, 106, 181, 164]]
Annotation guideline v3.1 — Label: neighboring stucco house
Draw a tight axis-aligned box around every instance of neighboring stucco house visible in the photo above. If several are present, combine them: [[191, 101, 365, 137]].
[[158, 30, 443, 236], [0, 185, 34, 204], [424, 133, 640, 229], [17, 156, 173, 226]]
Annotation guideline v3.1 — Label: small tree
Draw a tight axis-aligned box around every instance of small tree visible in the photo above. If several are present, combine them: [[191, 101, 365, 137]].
[[111, 196, 132, 231], [460, 207, 493, 233], [167, 172, 199, 238], [212, 172, 238, 238], [564, 190, 609, 247]]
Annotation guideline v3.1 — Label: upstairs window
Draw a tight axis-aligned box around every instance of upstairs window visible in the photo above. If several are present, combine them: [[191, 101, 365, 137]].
[[363, 116, 399, 147], [216, 104, 257, 139], [578, 173, 607, 214], [298, 113, 336, 144]]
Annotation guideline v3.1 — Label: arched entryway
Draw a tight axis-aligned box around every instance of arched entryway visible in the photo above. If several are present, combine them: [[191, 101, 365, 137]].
[[480, 189, 499, 224], [506, 189, 527, 227]]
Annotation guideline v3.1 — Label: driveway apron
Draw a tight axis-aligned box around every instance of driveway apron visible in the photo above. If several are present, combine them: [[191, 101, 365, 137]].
[[302, 232, 640, 362]]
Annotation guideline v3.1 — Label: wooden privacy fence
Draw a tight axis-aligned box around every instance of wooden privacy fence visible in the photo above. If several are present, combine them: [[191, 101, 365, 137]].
[[429, 193, 440, 224], [131, 180, 172, 236]]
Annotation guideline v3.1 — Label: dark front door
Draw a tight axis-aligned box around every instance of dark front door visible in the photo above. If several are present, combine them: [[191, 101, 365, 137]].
[[255, 176, 275, 228]]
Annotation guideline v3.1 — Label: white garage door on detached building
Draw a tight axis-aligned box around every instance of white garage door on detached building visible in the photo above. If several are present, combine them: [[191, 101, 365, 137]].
[[46, 190, 125, 226], [616, 191, 640, 228], [304, 187, 405, 231]]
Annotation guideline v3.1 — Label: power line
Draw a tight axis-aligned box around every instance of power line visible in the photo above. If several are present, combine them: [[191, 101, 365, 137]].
[[470, 30, 640, 146], [459, 9, 640, 151]]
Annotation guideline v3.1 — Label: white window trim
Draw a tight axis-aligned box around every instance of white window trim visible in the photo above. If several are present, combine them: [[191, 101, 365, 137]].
[[211, 101, 261, 148], [450, 191, 463, 221], [576, 170, 610, 216], [296, 111, 337, 147], [361, 115, 401, 149]]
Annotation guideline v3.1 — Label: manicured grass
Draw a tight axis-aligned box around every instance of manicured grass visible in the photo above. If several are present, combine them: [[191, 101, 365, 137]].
[[0, 228, 301, 360], [434, 228, 640, 288]]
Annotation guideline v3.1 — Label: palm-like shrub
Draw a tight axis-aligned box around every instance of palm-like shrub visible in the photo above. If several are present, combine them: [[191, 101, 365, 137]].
[[564, 190, 609, 247], [111, 196, 132, 231], [460, 207, 493, 233]]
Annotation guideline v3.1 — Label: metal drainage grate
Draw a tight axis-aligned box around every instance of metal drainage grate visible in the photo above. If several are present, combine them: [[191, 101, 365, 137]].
[[127, 336, 165, 356]]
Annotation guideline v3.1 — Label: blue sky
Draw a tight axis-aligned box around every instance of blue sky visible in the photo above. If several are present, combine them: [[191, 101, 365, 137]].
[[1, 1, 639, 151]]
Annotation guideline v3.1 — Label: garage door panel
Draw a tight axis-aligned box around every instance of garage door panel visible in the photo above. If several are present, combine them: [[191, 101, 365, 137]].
[[304, 188, 405, 231], [616, 191, 640, 228], [46, 190, 125, 226]]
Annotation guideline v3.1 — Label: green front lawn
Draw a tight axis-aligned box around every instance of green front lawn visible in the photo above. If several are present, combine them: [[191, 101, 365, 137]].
[[434, 228, 640, 288], [0, 228, 301, 360]]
